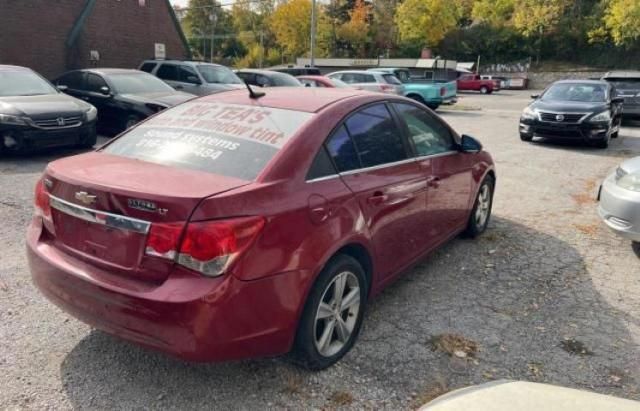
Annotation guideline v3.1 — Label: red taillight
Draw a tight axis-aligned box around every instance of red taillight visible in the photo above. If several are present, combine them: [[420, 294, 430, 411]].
[[380, 84, 394, 93], [34, 178, 51, 219], [440, 87, 446, 97], [144, 216, 265, 277], [145, 223, 183, 259]]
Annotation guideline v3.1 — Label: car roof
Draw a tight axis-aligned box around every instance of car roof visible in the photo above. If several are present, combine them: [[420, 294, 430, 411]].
[[330, 70, 381, 75], [198, 87, 376, 113], [0, 64, 32, 72], [297, 75, 329, 80], [553, 79, 609, 86], [603, 71, 640, 79], [143, 60, 224, 67], [71, 68, 144, 76], [236, 69, 291, 76]]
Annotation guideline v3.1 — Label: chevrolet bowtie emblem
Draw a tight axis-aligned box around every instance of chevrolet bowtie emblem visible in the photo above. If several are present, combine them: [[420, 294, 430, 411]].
[[74, 191, 97, 205]]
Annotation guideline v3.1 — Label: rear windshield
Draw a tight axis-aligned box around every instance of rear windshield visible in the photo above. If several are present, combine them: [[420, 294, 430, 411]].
[[103, 101, 314, 180], [271, 73, 302, 87], [607, 78, 640, 91]]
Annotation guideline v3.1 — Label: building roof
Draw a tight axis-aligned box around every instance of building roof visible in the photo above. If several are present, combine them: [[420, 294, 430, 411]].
[[603, 71, 640, 79], [296, 58, 458, 70]]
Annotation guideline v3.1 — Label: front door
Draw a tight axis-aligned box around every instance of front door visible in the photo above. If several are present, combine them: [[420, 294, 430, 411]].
[[325, 103, 429, 281], [392, 102, 473, 243]]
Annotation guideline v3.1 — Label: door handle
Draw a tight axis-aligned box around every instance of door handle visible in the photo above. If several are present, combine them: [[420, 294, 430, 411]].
[[427, 176, 441, 188], [367, 192, 388, 206], [175, 85, 184, 90]]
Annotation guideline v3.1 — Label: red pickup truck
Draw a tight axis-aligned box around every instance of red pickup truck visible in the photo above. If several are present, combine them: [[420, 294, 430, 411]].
[[457, 74, 497, 94]]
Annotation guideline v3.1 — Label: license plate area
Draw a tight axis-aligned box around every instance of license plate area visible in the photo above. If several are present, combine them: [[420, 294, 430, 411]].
[[50, 195, 150, 269]]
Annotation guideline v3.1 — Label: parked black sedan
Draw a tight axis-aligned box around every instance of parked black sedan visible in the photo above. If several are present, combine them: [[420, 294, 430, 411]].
[[0, 65, 97, 154], [519, 80, 623, 148], [54, 69, 194, 135]]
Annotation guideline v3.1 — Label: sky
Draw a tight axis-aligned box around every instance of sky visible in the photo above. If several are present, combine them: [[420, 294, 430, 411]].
[[169, 0, 189, 7]]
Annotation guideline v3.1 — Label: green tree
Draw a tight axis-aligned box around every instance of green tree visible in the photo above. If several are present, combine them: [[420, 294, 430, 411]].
[[472, 0, 515, 26], [337, 0, 371, 56]]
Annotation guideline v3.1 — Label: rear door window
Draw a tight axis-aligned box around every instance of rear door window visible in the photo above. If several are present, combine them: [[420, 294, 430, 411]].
[[344, 103, 408, 168], [103, 101, 314, 180], [382, 74, 402, 85], [326, 125, 360, 172]]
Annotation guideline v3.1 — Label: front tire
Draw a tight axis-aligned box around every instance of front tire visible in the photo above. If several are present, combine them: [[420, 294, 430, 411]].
[[291, 255, 367, 370], [611, 117, 621, 138], [520, 132, 533, 142], [464, 176, 494, 237]]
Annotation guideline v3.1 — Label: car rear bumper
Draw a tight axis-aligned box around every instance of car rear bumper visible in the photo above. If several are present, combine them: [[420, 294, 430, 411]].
[[27, 218, 310, 362], [1, 121, 96, 152], [519, 119, 609, 141], [597, 174, 640, 242], [621, 105, 640, 117]]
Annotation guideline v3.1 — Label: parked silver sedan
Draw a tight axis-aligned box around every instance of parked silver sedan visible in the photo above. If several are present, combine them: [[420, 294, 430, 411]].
[[598, 156, 640, 242], [327, 70, 404, 95]]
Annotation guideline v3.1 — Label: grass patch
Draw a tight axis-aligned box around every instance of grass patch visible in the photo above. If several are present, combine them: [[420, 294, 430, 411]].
[[429, 333, 478, 358], [328, 390, 355, 407]]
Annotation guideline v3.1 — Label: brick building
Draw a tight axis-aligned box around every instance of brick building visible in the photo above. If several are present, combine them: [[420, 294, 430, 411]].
[[0, 0, 190, 79]]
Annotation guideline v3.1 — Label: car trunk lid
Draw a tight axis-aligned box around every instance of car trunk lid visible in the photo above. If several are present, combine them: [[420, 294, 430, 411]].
[[44, 152, 249, 281]]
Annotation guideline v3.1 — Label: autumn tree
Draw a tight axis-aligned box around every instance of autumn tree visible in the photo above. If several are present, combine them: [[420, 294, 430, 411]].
[[269, 0, 313, 60], [512, 0, 566, 63], [602, 0, 640, 46], [395, 0, 464, 49], [337, 0, 371, 56]]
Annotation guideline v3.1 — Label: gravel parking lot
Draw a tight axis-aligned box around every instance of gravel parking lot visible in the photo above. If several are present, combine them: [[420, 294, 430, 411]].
[[1, 90, 640, 409]]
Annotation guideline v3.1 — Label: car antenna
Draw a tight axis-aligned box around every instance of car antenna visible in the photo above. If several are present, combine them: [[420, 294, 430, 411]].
[[244, 80, 265, 99]]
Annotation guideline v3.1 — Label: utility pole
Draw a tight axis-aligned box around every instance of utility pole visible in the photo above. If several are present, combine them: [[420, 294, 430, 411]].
[[210, 12, 217, 63], [259, 31, 264, 68], [310, 0, 316, 66]]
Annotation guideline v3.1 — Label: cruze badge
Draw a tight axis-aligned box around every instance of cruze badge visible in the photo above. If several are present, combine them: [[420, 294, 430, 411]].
[[128, 198, 168, 215], [75, 191, 97, 205], [555, 114, 565, 122]]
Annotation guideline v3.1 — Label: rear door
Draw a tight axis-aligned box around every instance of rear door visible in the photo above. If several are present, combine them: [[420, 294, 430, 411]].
[[325, 103, 429, 281], [392, 102, 473, 243], [176, 64, 204, 95]]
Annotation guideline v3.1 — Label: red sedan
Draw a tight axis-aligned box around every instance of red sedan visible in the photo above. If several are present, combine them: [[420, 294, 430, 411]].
[[28, 87, 495, 369], [297, 75, 350, 88]]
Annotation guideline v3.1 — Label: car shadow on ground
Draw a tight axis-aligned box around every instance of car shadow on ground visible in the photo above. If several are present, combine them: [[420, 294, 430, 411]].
[[58, 215, 640, 409], [526, 132, 640, 159]]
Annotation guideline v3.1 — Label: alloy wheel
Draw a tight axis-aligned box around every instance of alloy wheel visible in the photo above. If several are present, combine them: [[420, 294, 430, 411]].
[[314, 271, 361, 357], [475, 183, 491, 227]]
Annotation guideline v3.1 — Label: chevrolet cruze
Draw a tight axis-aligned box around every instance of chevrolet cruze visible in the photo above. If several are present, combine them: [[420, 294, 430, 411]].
[[28, 87, 495, 369]]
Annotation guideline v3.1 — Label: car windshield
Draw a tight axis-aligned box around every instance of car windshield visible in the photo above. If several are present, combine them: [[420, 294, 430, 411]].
[[103, 101, 315, 180], [271, 73, 302, 87], [107, 72, 175, 94], [329, 78, 350, 88], [197, 65, 243, 84], [0, 70, 57, 96], [542, 83, 607, 102], [382, 74, 402, 85]]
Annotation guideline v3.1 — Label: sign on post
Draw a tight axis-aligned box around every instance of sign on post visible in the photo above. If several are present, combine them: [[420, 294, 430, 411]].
[[154, 43, 166, 60]]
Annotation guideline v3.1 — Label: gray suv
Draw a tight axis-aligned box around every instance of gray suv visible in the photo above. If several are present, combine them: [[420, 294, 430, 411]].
[[140, 60, 244, 96], [602, 71, 640, 118]]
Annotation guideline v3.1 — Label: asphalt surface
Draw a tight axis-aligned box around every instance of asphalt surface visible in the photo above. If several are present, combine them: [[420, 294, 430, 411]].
[[1, 91, 640, 409]]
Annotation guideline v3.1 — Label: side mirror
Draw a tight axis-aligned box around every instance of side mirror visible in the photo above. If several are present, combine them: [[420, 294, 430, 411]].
[[99, 86, 111, 96], [612, 97, 624, 104], [186, 75, 202, 85], [304, 83, 311, 87], [56, 84, 68, 92], [460, 134, 482, 153], [530, 94, 540, 99]]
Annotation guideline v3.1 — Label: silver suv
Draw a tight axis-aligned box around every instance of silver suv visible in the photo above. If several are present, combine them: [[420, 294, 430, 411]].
[[140, 60, 244, 96], [327, 70, 404, 95]]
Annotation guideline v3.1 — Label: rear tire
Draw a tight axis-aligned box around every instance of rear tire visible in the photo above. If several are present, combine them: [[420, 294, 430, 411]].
[[480, 86, 489, 94], [290, 255, 367, 370], [123, 115, 142, 132], [463, 176, 494, 238]]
